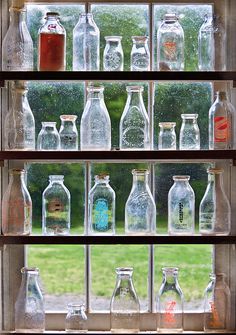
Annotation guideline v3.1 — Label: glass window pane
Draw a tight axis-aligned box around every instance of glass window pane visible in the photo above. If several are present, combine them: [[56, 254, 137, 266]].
[[90, 245, 149, 311]]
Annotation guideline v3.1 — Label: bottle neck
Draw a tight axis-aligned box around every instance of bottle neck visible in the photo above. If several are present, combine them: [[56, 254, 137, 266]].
[[163, 272, 178, 285], [10, 8, 25, 26], [132, 174, 149, 191], [208, 173, 223, 189], [21, 272, 39, 289], [9, 173, 25, 186], [128, 91, 143, 106], [12, 90, 27, 110], [116, 275, 133, 288]]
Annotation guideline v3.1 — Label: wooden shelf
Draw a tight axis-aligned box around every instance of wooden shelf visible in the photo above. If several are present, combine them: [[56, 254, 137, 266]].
[[0, 235, 235, 245], [0, 71, 236, 84], [0, 150, 235, 161]]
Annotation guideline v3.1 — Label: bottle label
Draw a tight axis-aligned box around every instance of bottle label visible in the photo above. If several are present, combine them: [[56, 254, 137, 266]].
[[94, 198, 109, 231], [209, 301, 223, 328], [163, 301, 176, 326], [214, 116, 229, 143], [48, 198, 64, 212], [163, 41, 177, 61]]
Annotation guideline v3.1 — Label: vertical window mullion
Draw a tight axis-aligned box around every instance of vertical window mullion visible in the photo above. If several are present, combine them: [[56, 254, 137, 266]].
[[85, 161, 91, 312]]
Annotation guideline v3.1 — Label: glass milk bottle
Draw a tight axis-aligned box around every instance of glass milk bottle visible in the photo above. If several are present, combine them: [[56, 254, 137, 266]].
[[2, 169, 32, 236], [59, 115, 78, 151], [199, 168, 230, 235], [157, 13, 184, 71], [209, 91, 235, 150], [204, 273, 231, 332], [37, 122, 60, 151], [179, 114, 200, 150], [198, 15, 215, 71], [65, 303, 88, 332], [4, 81, 35, 151], [157, 267, 184, 332], [15, 267, 45, 332], [88, 174, 115, 235], [168, 175, 195, 235], [131, 36, 150, 71], [125, 169, 156, 235], [73, 13, 100, 71], [158, 122, 176, 150], [110, 267, 140, 333], [80, 86, 111, 151], [120, 86, 150, 150], [42, 175, 71, 235], [103, 36, 124, 71], [2, 4, 33, 71], [38, 12, 66, 71]]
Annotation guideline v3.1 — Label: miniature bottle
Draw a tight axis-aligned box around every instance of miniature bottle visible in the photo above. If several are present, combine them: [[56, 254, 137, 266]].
[[103, 36, 124, 71], [73, 13, 100, 71], [157, 13, 184, 71], [158, 122, 176, 150], [157, 267, 184, 332], [125, 169, 156, 235], [209, 91, 235, 150], [80, 86, 111, 151], [179, 114, 200, 150], [2, 4, 33, 71], [4, 81, 35, 151], [37, 122, 60, 151], [88, 174, 115, 235], [204, 273, 231, 332], [130, 36, 150, 71], [38, 12, 66, 71], [198, 15, 215, 71], [199, 168, 230, 235], [2, 169, 32, 236], [59, 115, 78, 151], [110, 267, 140, 333], [120, 86, 150, 150], [168, 175, 195, 235], [42, 175, 71, 235], [65, 303, 88, 332], [15, 267, 45, 332]]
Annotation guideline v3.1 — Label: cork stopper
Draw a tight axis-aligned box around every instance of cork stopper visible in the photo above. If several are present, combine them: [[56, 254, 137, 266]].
[[11, 0, 25, 9]]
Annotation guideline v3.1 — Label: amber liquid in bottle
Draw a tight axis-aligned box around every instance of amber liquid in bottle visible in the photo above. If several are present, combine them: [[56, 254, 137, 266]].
[[39, 33, 65, 71]]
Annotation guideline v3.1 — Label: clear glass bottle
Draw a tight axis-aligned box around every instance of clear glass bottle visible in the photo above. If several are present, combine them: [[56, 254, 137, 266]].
[[158, 122, 176, 150], [42, 175, 71, 235], [204, 273, 231, 332], [15, 267, 45, 332], [65, 303, 88, 333], [4, 81, 35, 151], [120, 86, 150, 150], [130, 36, 150, 71], [73, 13, 100, 71], [59, 115, 78, 151], [209, 91, 235, 150], [38, 12, 66, 71], [168, 175, 195, 235], [110, 267, 140, 333], [125, 169, 156, 235], [157, 267, 184, 332], [2, 169, 32, 236], [2, 5, 33, 71], [198, 15, 215, 71], [103, 36, 124, 71], [199, 168, 230, 235], [80, 86, 111, 151], [157, 13, 184, 71], [88, 174, 115, 235], [37, 122, 60, 151], [179, 114, 200, 150]]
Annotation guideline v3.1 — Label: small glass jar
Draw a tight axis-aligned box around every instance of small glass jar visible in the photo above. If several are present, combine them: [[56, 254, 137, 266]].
[[38, 12, 66, 71], [103, 36, 124, 71], [37, 122, 60, 151], [59, 115, 78, 151], [65, 303, 88, 333], [158, 122, 176, 150], [179, 114, 200, 150], [130, 36, 150, 71]]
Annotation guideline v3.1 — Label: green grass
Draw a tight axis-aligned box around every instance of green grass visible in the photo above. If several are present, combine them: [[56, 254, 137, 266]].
[[27, 244, 212, 303]]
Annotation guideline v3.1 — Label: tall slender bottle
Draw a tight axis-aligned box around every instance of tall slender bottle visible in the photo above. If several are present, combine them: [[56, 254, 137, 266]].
[[73, 13, 100, 71], [4, 81, 35, 151], [2, 2, 33, 71], [209, 91, 235, 150], [198, 15, 215, 71], [80, 86, 111, 150]]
